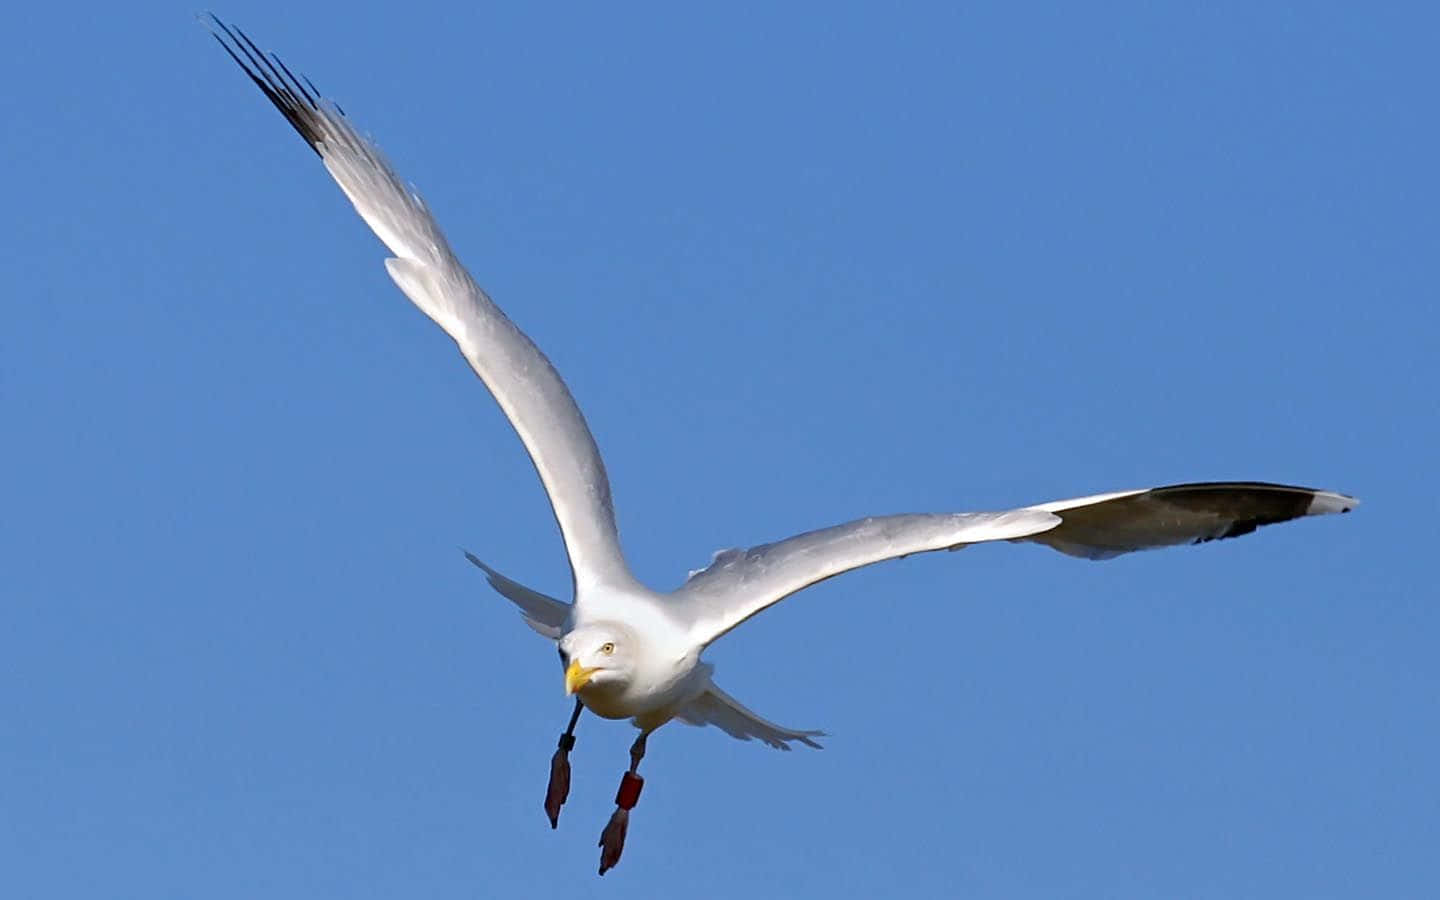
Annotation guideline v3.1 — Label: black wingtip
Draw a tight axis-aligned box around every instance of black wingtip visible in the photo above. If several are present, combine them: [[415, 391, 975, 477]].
[[203, 14, 332, 157]]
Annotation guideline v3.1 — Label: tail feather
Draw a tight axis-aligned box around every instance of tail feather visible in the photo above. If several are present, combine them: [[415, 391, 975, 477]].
[[675, 681, 825, 751], [462, 551, 569, 638]]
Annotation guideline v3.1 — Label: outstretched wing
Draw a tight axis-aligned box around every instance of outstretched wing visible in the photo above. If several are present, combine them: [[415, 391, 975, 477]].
[[463, 552, 569, 638], [207, 17, 637, 597], [675, 682, 824, 751], [1017, 481, 1357, 559], [670, 481, 1355, 648], [670, 509, 1061, 646]]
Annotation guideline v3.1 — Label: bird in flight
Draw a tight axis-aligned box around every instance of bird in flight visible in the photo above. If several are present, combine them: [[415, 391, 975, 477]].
[[205, 16, 1357, 876]]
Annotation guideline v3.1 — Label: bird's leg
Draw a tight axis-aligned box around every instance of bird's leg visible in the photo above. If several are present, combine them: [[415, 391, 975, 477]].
[[627, 732, 647, 773], [597, 731, 648, 876], [544, 698, 583, 829]]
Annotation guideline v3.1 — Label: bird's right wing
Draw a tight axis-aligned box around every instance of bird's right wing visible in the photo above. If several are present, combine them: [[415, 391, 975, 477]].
[[207, 18, 637, 597], [675, 682, 825, 750]]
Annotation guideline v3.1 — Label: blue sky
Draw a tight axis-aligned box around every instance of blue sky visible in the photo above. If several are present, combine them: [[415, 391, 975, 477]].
[[3, 2, 1435, 896]]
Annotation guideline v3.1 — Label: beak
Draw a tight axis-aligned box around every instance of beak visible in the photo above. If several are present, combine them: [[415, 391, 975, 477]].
[[565, 659, 597, 695]]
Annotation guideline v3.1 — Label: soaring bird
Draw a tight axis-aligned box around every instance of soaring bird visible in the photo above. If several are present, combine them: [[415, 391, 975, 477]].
[[206, 17, 1357, 875]]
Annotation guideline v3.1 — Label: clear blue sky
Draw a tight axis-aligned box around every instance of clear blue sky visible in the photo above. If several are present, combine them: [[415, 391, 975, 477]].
[[3, 2, 1435, 897]]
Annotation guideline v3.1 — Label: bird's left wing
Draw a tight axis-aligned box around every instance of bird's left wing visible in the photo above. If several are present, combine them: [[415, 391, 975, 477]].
[[669, 510, 1061, 646], [206, 18, 639, 598], [670, 480, 1354, 648], [1014, 481, 1356, 559]]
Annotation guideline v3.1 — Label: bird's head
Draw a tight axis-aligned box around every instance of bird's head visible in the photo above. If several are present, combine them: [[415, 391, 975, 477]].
[[558, 624, 637, 696]]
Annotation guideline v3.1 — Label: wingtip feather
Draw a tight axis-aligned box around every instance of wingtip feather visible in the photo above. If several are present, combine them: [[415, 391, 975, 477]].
[[1307, 490, 1359, 515]]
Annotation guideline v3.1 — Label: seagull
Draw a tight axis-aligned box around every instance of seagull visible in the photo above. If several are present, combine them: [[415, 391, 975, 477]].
[[206, 17, 1358, 876]]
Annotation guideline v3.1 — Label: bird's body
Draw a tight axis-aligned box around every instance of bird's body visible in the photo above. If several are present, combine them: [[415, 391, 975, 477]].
[[206, 16, 1357, 874], [561, 616, 707, 727]]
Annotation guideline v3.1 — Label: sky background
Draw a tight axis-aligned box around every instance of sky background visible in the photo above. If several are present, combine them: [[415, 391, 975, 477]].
[[3, 2, 1436, 897]]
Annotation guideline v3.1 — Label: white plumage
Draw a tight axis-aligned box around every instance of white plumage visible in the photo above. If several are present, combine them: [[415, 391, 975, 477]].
[[207, 16, 1356, 873]]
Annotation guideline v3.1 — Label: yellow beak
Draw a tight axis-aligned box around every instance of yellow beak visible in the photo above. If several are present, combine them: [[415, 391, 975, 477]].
[[565, 660, 597, 695]]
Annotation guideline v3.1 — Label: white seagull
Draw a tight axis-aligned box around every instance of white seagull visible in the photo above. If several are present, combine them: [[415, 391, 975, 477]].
[[207, 17, 1357, 876]]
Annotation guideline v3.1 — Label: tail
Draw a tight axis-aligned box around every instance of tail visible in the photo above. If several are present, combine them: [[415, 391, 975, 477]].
[[462, 551, 569, 639]]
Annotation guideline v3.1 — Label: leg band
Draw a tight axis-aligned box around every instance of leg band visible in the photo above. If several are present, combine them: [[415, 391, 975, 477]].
[[614, 771, 644, 810]]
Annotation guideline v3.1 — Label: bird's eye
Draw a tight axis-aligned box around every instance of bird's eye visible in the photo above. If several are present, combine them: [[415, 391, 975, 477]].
[[557, 647, 567, 663], [600, 642, 615, 655]]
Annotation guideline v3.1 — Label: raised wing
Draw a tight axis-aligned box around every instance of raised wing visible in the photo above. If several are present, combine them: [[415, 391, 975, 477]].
[[208, 18, 637, 596], [463, 552, 569, 638], [1018, 481, 1357, 560], [670, 509, 1061, 646], [675, 682, 824, 750]]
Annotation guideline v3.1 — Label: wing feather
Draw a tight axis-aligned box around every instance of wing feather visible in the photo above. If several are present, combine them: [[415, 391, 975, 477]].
[[1020, 481, 1357, 560], [670, 509, 1060, 646], [208, 17, 636, 596], [669, 481, 1355, 647]]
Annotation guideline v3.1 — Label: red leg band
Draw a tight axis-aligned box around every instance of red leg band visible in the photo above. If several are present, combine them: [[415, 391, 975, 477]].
[[615, 771, 644, 810]]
